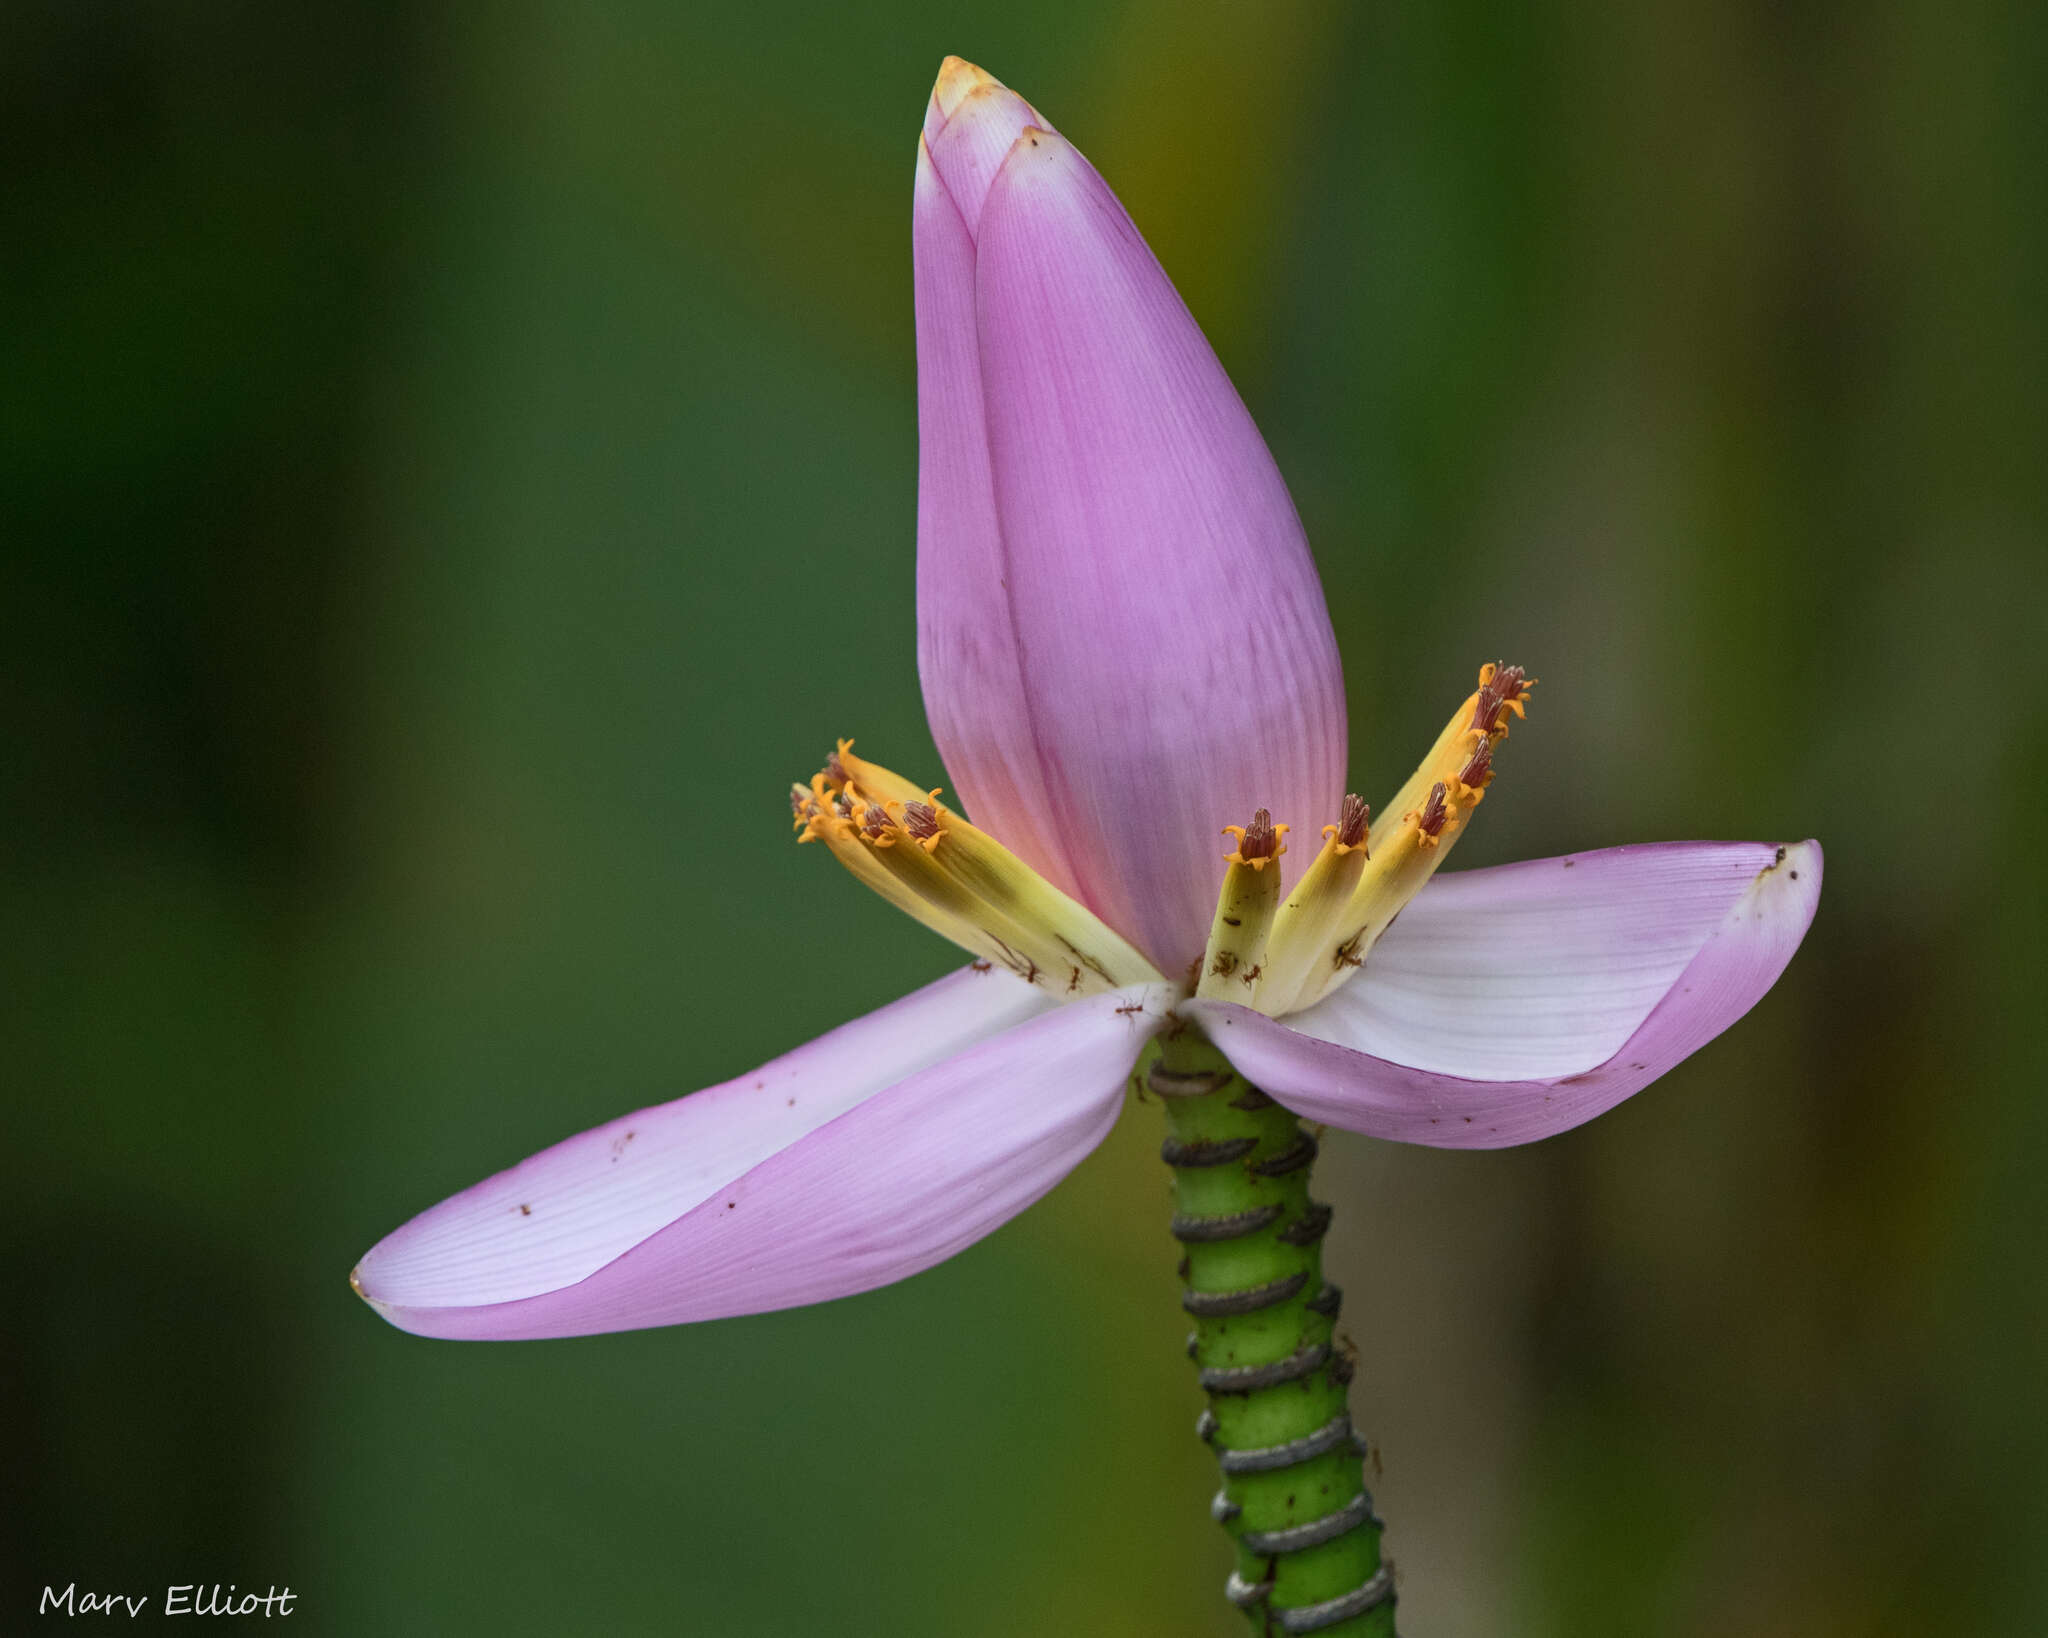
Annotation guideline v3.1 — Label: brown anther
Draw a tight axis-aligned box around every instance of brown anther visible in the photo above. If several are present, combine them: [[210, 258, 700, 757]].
[[901, 801, 942, 842], [1471, 663, 1532, 734], [825, 750, 850, 786], [1239, 809, 1281, 861], [1334, 793, 1370, 850], [1414, 781, 1451, 843], [859, 803, 896, 841], [790, 782, 823, 841], [831, 792, 855, 820], [1457, 736, 1494, 791]]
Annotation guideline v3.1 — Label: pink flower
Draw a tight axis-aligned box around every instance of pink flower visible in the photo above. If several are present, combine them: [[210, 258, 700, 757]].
[[352, 58, 1819, 1342]]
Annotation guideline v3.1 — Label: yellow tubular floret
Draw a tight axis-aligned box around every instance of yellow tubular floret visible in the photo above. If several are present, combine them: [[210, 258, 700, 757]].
[[832, 740, 932, 810], [794, 741, 1164, 995], [1194, 811, 1289, 1001], [1288, 663, 1535, 1013], [1250, 794, 1372, 1015], [795, 774, 987, 950]]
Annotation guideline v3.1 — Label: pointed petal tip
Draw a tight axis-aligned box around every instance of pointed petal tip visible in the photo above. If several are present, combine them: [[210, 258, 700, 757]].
[[350, 1263, 399, 1323], [923, 84, 1054, 234], [932, 55, 1003, 121], [994, 124, 1067, 176], [1740, 836, 1823, 939], [1777, 836, 1823, 881]]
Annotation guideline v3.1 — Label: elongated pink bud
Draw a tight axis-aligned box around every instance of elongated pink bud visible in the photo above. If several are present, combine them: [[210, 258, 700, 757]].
[[913, 60, 1346, 976]]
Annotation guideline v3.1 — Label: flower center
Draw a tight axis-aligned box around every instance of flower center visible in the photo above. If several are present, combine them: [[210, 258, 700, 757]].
[[1201, 661, 1537, 1018], [791, 666, 1531, 1016]]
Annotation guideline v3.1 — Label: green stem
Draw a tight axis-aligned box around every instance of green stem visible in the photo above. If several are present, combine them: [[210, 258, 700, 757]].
[[1146, 1023, 1396, 1637]]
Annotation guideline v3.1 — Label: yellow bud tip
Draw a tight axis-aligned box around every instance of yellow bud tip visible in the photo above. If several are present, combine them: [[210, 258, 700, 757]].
[[932, 56, 1002, 120]]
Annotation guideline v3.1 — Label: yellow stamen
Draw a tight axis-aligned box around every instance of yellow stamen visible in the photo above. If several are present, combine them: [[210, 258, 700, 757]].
[[795, 741, 1163, 996], [894, 789, 949, 853], [790, 782, 820, 840], [1251, 795, 1372, 1014], [1289, 662, 1535, 1012], [799, 773, 979, 944], [1196, 810, 1288, 1001], [832, 739, 933, 810]]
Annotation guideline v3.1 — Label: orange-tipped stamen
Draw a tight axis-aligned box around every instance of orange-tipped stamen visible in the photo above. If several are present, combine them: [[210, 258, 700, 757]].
[[1286, 663, 1537, 1012], [1197, 809, 1291, 1000], [791, 740, 1162, 995], [1253, 793, 1377, 1014]]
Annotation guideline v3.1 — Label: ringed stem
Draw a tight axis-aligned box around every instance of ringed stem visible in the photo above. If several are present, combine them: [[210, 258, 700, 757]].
[[1145, 1023, 1396, 1637]]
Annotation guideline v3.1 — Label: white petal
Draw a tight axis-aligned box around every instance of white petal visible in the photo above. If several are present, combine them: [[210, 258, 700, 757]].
[[1294, 841, 1810, 1079]]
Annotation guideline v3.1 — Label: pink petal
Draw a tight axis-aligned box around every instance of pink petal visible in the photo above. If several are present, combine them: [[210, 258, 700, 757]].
[[354, 973, 1175, 1338], [913, 138, 1084, 901], [925, 84, 1045, 238], [972, 129, 1347, 975], [1185, 841, 1822, 1148]]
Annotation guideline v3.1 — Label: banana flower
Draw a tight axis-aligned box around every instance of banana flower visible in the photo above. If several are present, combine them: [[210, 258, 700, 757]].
[[353, 57, 1819, 1362]]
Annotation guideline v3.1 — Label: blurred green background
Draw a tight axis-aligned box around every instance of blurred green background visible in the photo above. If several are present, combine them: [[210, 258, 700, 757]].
[[6, 1, 2044, 1633]]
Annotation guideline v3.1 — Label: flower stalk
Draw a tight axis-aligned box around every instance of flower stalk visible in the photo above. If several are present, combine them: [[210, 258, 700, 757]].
[[1150, 1024, 1395, 1635]]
